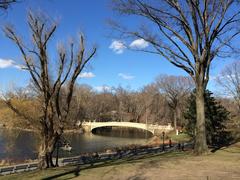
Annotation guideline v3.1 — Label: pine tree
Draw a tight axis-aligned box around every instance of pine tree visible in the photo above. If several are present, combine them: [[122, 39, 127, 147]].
[[184, 90, 232, 147]]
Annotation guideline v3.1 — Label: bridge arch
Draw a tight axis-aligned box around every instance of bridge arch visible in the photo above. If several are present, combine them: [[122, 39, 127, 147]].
[[81, 121, 174, 135], [87, 122, 155, 134], [91, 124, 154, 135]]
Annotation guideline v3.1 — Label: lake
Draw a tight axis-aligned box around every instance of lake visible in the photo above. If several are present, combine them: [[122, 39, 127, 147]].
[[0, 127, 152, 163]]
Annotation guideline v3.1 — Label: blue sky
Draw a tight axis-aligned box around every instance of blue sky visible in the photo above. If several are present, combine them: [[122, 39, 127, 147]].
[[0, 0, 235, 92]]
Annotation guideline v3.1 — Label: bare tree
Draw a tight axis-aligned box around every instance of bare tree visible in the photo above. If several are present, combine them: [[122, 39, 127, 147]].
[[3, 12, 96, 168], [72, 84, 94, 123], [115, 86, 133, 121], [155, 75, 194, 132], [0, 0, 16, 10], [111, 0, 240, 154], [216, 60, 240, 114]]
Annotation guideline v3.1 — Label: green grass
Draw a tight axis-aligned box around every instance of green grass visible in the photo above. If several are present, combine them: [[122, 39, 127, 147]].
[[168, 132, 191, 142]]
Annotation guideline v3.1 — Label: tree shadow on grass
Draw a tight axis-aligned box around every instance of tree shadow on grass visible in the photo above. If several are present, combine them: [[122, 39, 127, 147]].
[[41, 166, 80, 180], [210, 132, 238, 153], [41, 151, 187, 180]]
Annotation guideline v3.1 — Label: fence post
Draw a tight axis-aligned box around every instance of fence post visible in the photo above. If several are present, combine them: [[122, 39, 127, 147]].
[[162, 131, 165, 151]]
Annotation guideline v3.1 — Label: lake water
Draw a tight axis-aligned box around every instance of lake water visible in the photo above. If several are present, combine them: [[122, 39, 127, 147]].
[[0, 127, 152, 163]]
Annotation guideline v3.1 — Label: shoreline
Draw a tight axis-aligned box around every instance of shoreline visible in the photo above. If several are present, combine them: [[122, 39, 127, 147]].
[[0, 136, 174, 168], [0, 140, 184, 170], [3, 143, 239, 180], [0, 126, 82, 134], [0, 126, 37, 132]]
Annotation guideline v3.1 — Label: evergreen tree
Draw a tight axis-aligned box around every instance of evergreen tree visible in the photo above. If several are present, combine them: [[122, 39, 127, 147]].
[[185, 90, 232, 146]]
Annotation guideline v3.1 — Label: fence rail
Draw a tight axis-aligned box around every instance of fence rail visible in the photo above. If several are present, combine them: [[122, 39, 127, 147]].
[[0, 142, 193, 176]]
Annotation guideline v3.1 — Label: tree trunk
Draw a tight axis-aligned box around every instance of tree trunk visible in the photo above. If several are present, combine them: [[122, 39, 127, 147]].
[[38, 135, 57, 169], [55, 142, 59, 167], [237, 101, 240, 116], [173, 108, 177, 131], [194, 84, 208, 154]]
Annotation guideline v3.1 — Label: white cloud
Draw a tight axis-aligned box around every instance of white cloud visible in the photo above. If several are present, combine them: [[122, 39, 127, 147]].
[[209, 75, 217, 81], [0, 58, 24, 70], [0, 59, 16, 68], [94, 85, 111, 92], [79, 72, 95, 78], [118, 73, 135, 80], [129, 39, 149, 49], [109, 40, 126, 54], [0, 59, 14, 68]]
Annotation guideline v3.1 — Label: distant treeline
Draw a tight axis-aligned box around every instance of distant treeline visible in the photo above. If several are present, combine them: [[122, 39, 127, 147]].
[[0, 75, 238, 131]]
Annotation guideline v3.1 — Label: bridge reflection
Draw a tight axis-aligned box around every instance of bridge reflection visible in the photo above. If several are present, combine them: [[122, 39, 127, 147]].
[[92, 126, 153, 138]]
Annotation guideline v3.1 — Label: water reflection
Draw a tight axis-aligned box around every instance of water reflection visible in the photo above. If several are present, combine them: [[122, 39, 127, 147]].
[[92, 127, 153, 138], [0, 129, 38, 163], [0, 127, 151, 162]]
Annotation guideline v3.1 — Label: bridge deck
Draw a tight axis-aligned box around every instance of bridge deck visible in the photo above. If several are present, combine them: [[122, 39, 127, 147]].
[[82, 121, 173, 135]]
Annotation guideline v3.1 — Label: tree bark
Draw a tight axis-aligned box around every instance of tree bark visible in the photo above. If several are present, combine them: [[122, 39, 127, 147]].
[[173, 108, 177, 132], [194, 84, 208, 154], [38, 134, 57, 169]]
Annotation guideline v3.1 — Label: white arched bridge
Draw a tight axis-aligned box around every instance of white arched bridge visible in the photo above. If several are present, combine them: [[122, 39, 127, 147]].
[[81, 121, 174, 135]]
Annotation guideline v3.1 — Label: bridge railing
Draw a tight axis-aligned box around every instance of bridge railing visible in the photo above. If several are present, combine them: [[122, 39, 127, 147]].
[[82, 121, 173, 130]]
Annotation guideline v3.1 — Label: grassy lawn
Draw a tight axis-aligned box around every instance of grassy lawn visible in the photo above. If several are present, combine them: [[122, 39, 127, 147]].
[[1, 142, 240, 180], [0, 151, 188, 180], [169, 132, 191, 142]]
